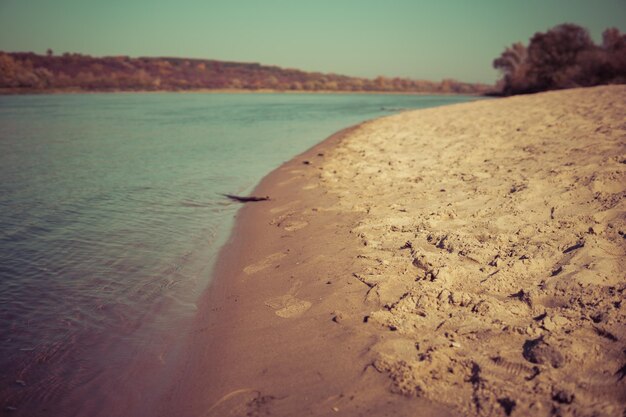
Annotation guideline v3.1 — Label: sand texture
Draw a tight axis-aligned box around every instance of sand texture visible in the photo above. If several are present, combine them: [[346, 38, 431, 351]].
[[319, 85, 626, 416], [162, 86, 625, 417]]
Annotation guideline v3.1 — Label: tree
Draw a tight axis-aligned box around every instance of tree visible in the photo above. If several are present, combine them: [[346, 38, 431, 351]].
[[493, 23, 626, 95], [526, 23, 594, 90], [602, 27, 626, 51], [0, 53, 20, 87], [599, 27, 626, 84], [493, 42, 530, 94]]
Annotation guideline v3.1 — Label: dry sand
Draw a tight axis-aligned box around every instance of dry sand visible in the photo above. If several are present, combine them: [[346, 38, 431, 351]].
[[162, 85, 625, 417]]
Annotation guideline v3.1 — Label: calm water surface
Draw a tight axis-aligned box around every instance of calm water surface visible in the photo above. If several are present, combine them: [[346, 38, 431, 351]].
[[0, 93, 479, 416]]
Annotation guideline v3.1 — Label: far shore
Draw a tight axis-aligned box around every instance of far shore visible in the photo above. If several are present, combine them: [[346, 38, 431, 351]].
[[0, 87, 489, 96], [158, 85, 626, 417]]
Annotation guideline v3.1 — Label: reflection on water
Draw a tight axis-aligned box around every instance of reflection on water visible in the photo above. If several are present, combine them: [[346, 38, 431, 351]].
[[0, 92, 479, 416]]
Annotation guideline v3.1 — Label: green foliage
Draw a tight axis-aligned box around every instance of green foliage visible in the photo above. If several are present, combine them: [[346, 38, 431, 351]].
[[494, 23, 626, 95]]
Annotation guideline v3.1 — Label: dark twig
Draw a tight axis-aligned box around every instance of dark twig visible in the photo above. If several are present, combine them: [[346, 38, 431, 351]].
[[221, 194, 270, 203]]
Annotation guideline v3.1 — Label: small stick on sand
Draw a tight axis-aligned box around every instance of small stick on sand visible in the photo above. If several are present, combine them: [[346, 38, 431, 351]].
[[222, 194, 270, 203]]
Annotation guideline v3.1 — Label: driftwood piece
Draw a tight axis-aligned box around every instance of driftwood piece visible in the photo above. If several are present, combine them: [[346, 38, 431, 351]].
[[222, 194, 270, 203]]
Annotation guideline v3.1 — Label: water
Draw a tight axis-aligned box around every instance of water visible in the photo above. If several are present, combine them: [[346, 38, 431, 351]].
[[0, 92, 479, 415]]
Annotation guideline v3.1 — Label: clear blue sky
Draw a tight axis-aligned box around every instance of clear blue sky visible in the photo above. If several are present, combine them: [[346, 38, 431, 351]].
[[0, 0, 624, 84]]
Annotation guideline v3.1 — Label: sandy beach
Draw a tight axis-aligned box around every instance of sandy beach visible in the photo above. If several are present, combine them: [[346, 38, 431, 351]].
[[162, 85, 625, 417]]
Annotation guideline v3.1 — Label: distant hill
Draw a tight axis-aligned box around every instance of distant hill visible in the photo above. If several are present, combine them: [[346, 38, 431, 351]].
[[0, 52, 491, 94]]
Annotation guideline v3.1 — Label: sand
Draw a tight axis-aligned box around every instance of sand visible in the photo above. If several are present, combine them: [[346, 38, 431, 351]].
[[161, 85, 625, 417]]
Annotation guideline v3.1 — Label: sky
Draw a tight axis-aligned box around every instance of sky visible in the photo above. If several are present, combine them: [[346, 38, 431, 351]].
[[0, 0, 624, 84]]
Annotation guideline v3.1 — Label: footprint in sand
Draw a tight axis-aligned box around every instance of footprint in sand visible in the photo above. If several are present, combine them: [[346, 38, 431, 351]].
[[243, 252, 286, 275], [265, 294, 312, 318], [205, 389, 267, 417], [277, 176, 299, 187], [270, 212, 309, 232], [269, 200, 301, 214], [283, 220, 308, 232]]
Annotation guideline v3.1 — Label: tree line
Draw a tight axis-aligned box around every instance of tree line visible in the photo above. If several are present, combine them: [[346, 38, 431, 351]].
[[0, 52, 490, 94], [6, 24, 620, 97], [493, 23, 626, 95]]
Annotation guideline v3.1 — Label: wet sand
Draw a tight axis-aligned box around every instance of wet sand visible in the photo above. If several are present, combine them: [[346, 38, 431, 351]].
[[161, 85, 625, 417]]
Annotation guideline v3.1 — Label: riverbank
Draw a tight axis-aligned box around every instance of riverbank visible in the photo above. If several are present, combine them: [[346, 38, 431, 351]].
[[0, 87, 487, 96], [164, 85, 625, 417]]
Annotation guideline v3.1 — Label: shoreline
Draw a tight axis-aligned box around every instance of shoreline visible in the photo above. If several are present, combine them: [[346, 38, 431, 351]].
[[161, 85, 625, 417], [158, 124, 452, 416]]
